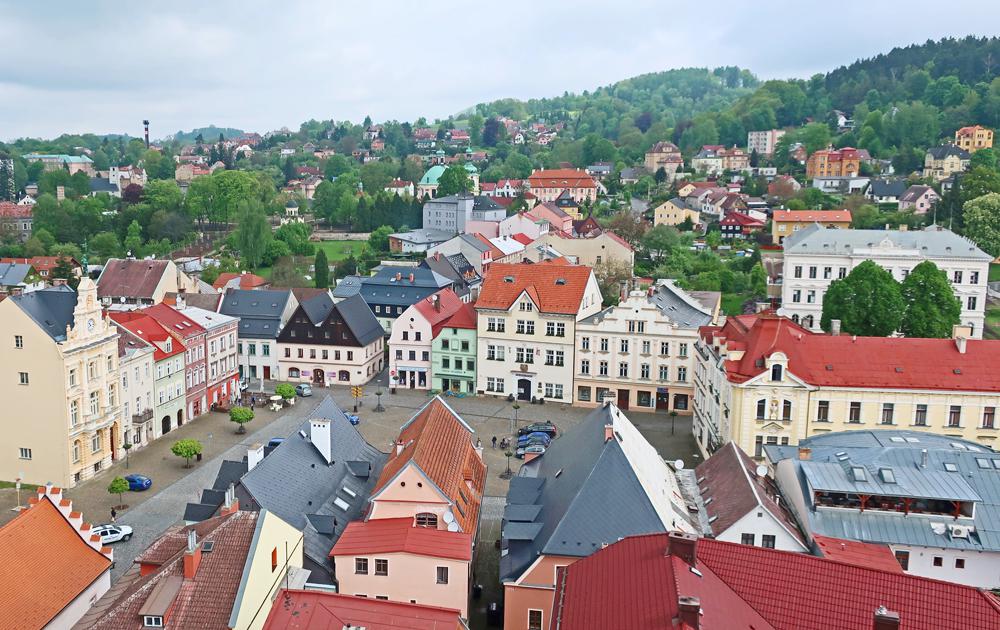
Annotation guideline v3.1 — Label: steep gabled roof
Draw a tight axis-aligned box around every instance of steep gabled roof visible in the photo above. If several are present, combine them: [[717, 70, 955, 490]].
[[212, 272, 268, 290], [96, 258, 170, 299], [8, 284, 77, 341], [263, 589, 464, 630], [440, 302, 477, 330], [331, 518, 472, 561], [412, 288, 465, 337], [476, 262, 593, 315], [140, 303, 205, 341], [108, 312, 185, 361]]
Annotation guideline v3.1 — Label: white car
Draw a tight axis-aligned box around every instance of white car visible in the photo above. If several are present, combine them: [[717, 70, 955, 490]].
[[93, 524, 133, 544]]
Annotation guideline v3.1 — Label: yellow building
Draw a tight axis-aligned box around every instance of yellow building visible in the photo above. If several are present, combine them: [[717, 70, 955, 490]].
[[653, 198, 701, 227], [771, 209, 852, 244], [955, 125, 993, 153], [693, 313, 1000, 457], [924, 145, 971, 180], [0, 278, 121, 487]]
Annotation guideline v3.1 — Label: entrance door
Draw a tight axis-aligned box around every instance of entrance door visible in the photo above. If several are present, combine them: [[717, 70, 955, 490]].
[[617, 389, 630, 410], [656, 390, 670, 411], [162, 416, 171, 435], [110, 424, 117, 461], [517, 378, 531, 401], [312, 369, 324, 384], [263, 366, 271, 380], [177, 409, 184, 426]]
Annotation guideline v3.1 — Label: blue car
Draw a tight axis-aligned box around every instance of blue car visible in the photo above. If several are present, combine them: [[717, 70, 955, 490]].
[[517, 432, 552, 446], [125, 474, 152, 491], [346, 413, 360, 426]]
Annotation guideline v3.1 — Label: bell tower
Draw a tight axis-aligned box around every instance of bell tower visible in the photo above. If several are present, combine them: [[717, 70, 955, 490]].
[[68, 277, 107, 342]]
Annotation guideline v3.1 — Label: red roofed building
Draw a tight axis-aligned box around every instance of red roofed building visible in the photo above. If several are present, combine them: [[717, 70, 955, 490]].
[[527, 169, 599, 203], [431, 302, 478, 394], [212, 271, 270, 291], [263, 589, 465, 630], [549, 532, 1000, 630], [812, 535, 903, 573], [955, 125, 993, 153], [771, 209, 852, 244], [0, 484, 113, 630], [692, 312, 1000, 457], [388, 289, 465, 390], [331, 397, 485, 617], [96, 258, 180, 308], [719, 211, 766, 240], [140, 303, 210, 420], [806, 146, 861, 178], [0, 201, 32, 242], [0, 255, 81, 279], [476, 262, 602, 402]]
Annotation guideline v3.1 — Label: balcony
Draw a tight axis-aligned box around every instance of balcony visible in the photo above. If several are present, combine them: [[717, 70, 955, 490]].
[[133, 409, 153, 423]]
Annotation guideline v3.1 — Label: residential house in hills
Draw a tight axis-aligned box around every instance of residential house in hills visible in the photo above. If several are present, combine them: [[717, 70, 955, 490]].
[[652, 197, 700, 228], [643, 140, 683, 177], [219, 288, 299, 381], [428, 234, 494, 276], [0, 201, 33, 242], [24, 153, 95, 176], [747, 129, 786, 156], [525, 202, 573, 234], [805, 147, 860, 178], [330, 397, 486, 617], [532, 229, 634, 269], [899, 184, 940, 213], [421, 251, 480, 302], [955, 125, 993, 152], [0, 260, 44, 296], [276, 292, 384, 386], [389, 228, 454, 254], [526, 169, 598, 203], [212, 271, 269, 292], [865, 178, 908, 204], [0, 484, 113, 630], [359, 265, 453, 332], [389, 289, 464, 390], [0, 255, 81, 281], [476, 262, 602, 403], [262, 589, 466, 629], [770, 209, 852, 244], [422, 194, 505, 234], [502, 403, 699, 630], [720, 211, 766, 240], [924, 144, 971, 180]]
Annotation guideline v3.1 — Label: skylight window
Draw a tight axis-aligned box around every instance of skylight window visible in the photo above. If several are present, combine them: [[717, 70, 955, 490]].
[[976, 458, 991, 469], [878, 468, 896, 484], [993, 460, 1000, 470], [944, 462, 958, 472], [850, 466, 867, 482], [333, 497, 350, 510], [889, 437, 904, 443]]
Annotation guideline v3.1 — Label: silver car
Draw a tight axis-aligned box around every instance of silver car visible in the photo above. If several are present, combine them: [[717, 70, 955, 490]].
[[93, 524, 133, 544]]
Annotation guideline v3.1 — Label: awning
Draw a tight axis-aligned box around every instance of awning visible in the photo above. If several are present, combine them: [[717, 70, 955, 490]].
[[396, 366, 428, 372]]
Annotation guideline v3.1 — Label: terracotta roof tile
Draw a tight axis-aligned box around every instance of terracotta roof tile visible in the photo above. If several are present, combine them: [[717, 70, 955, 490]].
[[108, 312, 185, 361], [213, 272, 268, 290], [263, 589, 463, 629], [527, 169, 597, 189], [476, 262, 593, 315], [812, 535, 903, 573], [331, 518, 472, 561], [772, 210, 852, 223], [440, 302, 477, 330]]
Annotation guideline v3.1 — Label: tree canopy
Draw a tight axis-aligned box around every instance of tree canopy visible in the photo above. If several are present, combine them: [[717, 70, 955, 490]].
[[820, 261, 904, 336], [900, 261, 962, 338]]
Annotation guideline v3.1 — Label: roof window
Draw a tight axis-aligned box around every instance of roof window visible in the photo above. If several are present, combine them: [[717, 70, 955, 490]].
[[555, 278, 566, 285], [878, 468, 896, 484], [944, 462, 958, 472], [504, 276, 514, 283], [850, 466, 867, 482], [976, 458, 991, 469]]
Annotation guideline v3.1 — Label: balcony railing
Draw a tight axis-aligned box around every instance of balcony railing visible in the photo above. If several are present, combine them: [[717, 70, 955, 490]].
[[133, 409, 153, 423]]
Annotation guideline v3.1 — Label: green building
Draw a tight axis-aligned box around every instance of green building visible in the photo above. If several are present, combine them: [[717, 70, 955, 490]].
[[431, 303, 477, 393]]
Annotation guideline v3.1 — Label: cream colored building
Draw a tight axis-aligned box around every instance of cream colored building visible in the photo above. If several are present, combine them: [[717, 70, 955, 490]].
[[653, 198, 700, 227], [532, 230, 635, 269], [229, 509, 305, 630], [0, 279, 122, 487], [693, 313, 1000, 458], [924, 145, 970, 180], [115, 325, 156, 452], [575, 282, 719, 413]]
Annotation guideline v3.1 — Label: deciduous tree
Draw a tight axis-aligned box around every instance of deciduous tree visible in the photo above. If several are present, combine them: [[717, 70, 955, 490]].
[[820, 260, 903, 336], [900, 260, 961, 338], [171, 439, 203, 468]]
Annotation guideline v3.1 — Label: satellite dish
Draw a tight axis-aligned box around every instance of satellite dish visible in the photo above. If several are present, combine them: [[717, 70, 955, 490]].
[[755, 464, 769, 478], [442, 510, 455, 524], [674, 459, 685, 470], [447, 521, 460, 532]]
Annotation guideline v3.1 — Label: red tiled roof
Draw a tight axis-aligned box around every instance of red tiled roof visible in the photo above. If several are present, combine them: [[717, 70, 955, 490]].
[[140, 303, 206, 341], [476, 262, 593, 315], [527, 169, 597, 189], [552, 533, 1000, 630], [440, 302, 477, 330], [489, 195, 517, 207], [956, 125, 989, 137], [772, 210, 852, 223], [719, 212, 765, 228], [97, 258, 170, 299], [371, 398, 485, 534], [511, 233, 534, 246], [473, 234, 504, 259], [108, 312, 185, 361], [0, 202, 31, 218], [213, 272, 268, 290], [812, 536, 903, 573], [700, 313, 1000, 391], [0, 256, 79, 272], [331, 518, 472, 561], [412, 288, 465, 338], [263, 589, 464, 629], [0, 495, 112, 630], [694, 442, 806, 548]]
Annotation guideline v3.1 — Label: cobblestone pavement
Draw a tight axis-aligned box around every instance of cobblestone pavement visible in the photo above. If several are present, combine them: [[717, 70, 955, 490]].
[[1, 377, 700, 588]]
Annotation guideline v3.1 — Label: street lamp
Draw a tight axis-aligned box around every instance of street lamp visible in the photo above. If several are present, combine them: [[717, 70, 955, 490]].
[[123, 442, 132, 469], [500, 450, 514, 479], [670, 410, 678, 435]]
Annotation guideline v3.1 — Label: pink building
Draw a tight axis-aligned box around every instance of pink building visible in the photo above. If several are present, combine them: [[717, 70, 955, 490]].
[[177, 298, 240, 409], [526, 202, 573, 234], [330, 397, 486, 618], [142, 303, 209, 419]]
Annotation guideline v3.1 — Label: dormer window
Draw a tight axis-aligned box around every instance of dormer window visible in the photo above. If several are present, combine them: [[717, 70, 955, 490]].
[[165, 339, 172, 353], [143, 616, 164, 628], [771, 364, 782, 381]]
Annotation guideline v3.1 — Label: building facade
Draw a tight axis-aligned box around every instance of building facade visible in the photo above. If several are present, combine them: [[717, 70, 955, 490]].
[[954, 125, 993, 153], [747, 129, 786, 156], [181, 303, 240, 409], [219, 288, 298, 381], [143, 303, 209, 421], [779, 224, 991, 336], [389, 289, 464, 390], [653, 198, 700, 227], [430, 303, 477, 394], [532, 230, 635, 269], [805, 147, 860, 178], [115, 327, 156, 452], [770, 209, 852, 244], [644, 141, 684, 177], [924, 145, 971, 180], [526, 169, 598, 203]]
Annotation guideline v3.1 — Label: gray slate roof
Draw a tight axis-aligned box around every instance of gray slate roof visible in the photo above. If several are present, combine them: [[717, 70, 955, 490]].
[[867, 178, 907, 198], [359, 266, 452, 308], [927, 145, 970, 160], [9, 284, 77, 341], [420, 255, 474, 300], [766, 430, 1000, 554], [648, 281, 715, 327], [389, 228, 455, 245], [332, 275, 362, 299], [782, 223, 992, 261], [239, 396, 387, 575], [0, 262, 34, 287], [219, 288, 292, 339], [335, 293, 385, 345], [500, 405, 667, 582], [89, 178, 120, 194]]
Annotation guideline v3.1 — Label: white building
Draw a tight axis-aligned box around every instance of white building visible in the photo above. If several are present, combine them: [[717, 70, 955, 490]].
[[779, 224, 990, 337], [115, 326, 156, 451], [747, 129, 786, 156]]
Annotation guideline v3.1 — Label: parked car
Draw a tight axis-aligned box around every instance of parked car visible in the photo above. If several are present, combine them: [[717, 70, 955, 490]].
[[239, 377, 250, 392], [515, 444, 547, 459], [295, 384, 313, 397], [124, 474, 152, 491], [517, 432, 552, 446], [518, 422, 558, 438], [346, 413, 360, 426], [518, 436, 550, 450], [93, 524, 133, 544]]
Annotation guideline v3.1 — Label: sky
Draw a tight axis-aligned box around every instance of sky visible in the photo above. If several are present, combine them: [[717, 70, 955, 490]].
[[2, 0, 999, 141]]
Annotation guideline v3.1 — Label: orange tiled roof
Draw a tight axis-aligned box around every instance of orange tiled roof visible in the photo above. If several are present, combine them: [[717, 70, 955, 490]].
[[331, 518, 473, 561], [0, 496, 112, 630], [772, 210, 852, 223], [371, 398, 485, 534], [213, 272, 268, 290], [476, 262, 593, 314], [527, 169, 597, 189]]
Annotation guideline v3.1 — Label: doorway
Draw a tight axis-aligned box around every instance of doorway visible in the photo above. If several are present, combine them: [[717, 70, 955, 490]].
[[517, 378, 531, 401], [617, 389, 630, 410], [162, 416, 171, 435], [656, 390, 670, 411], [177, 409, 184, 426], [263, 366, 271, 380], [110, 423, 118, 461], [312, 369, 324, 385]]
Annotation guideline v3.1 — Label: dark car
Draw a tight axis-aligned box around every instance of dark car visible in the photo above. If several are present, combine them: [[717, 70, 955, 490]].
[[517, 422, 557, 438], [124, 474, 152, 491], [517, 431, 552, 446]]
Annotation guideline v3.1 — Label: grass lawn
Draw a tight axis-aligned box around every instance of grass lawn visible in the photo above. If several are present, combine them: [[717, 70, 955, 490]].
[[315, 240, 364, 261], [721, 292, 752, 315], [990, 263, 1000, 282], [984, 302, 1000, 340]]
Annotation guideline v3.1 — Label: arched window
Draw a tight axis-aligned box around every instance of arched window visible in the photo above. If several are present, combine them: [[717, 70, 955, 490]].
[[803, 315, 814, 329], [415, 513, 438, 528], [289, 368, 300, 378], [771, 364, 783, 381], [782, 400, 792, 421], [756, 399, 767, 420], [791, 314, 800, 324], [339, 370, 350, 381]]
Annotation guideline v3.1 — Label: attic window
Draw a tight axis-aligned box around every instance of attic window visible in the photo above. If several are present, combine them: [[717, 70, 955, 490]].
[[143, 617, 164, 628], [954, 368, 962, 375], [975, 458, 991, 469], [993, 460, 1000, 470], [850, 466, 867, 482], [201, 540, 215, 552], [825, 364, 833, 371], [944, 462, 958, 472], [334, 497, 350, 511], [878, 468, 896, 484], [503, 276, 515, 283], [555, 278, 566, 285], [894, 367, 903, 373]]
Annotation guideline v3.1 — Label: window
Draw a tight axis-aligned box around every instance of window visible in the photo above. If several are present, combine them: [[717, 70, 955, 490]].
[[441, 339, 450, 350], [402, 331, 408, 341], [143, 616, 164, 628], [618, 362, 628, 377], [415, 332, 422, 341], [968, 296, 977, 311], [374, 559, 388, 575], [248, 343, 256, 356], [487, 317, 505, 332], [516, 348, 534, 364], [578, 386, 591, 402], [933, 556, 943, 567], [971, 271, 980, 284], [436, 566, 449, 584], [953, 270, 963, 284], [838, 267, 847, 279], [678, 343, 688, 358], [69, 368, 77, 387], [619, 339, 629, 353], [486, 345, 504, 361], [442, 358, 450, 369], [793, 266, 802, 279], [754, 435, 764, 457], [741, 533, 755, 546], [956, 558, 966, 569], [14, 335, 22, 349], [806, 290, 816, 304], [848, 402, 861, 424], [894, 550, 910, 571], [792, 290, 801, 303], [271, 547, 278, 572], [355, 558, 368, 574], [881, 403, 895, 425], [771, 364, 782, 381], [72, 441, 80, 463], [914, 404, 928, 426], [70, 400, 79, 426], [659, 365, 668, 380], [817, 400, 829, 422], [18, 448, 31, 460], [660, 342, 669, 356], [599, 361, 609, 376], [516, 320, 534, 334], [90, 391, 100, 416], [91, 432, 101, 453], [677, 366, 687, 382], [415, 513, 438, 528], [640, 364, 650, 379], [761, 535, 776, 549], [18, 372, 28, 385], [528, 610, 544, 630], [600, 338, 609, 352], [756, 399, 767, 420], [461, 341, 469, 352], [580, 359, 590, 375], [808, 266, 817, 279], [581, 337, 590, 351], [823, 267, 832, 279], [298, 349, 304, 359], [984, 407, 996, 429], [520, 301, 533, 311], [782, 400, 792, 421], [949, 405, 962, 427], [546, 322, 565, 337], [310, 349, 316, 359], [642, 340, 651, 354]]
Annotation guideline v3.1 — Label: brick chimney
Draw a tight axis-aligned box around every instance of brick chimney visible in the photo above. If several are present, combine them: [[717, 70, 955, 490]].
[[873, 606, 900, 630], [220, 484, 239, 515], [667, 531, 698, 565], [183, 529, 202, 579], [798, 447, 811, 461], [309, 419, 332, 464], [677, 596, 701, 629], [604, 423, 614, 442]]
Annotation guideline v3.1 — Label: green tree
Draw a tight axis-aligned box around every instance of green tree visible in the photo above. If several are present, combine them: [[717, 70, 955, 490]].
[[234, 200, 273, 270], [900, 260, 962, 338], [367, 225, 394, 252], [124, 220, 143, 256], [969, 148, 998, 172], [749, 264, 767, 296], [275, 383, 296, 400], [33, 227, 55, 252], [962, 193, 1000, 256], [436, 164, 472, 196], [89, 232, 122, 261], [171, 439, 203, 468], [314, 248, 330, 288], [229, 406, 254, 434], [107, 476, 129, 509], [820, 260, 903, 336], [642, 224, 680, 260], [283, 157, 296, 183]]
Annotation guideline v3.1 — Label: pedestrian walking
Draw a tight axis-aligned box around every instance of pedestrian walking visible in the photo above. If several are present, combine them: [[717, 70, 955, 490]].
[[476, 438, 482, 449], [110, 507, 117, 523], [251, 395, 256, 409], [491, 435, 497, 449]]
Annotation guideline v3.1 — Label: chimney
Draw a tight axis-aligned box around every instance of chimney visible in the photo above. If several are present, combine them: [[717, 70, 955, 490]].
[[667, 531, 698, 566], [56, 186, 65, 201], [604, 423, 614, 442], [433, 294, 440, 311], [921, 449, 928, 468], [247, 443, 264, 471], [395, 439, 405, 456], [175, 294, 186, 310], [798, 447, 812, 461], [830, 319, 841, 336], [956, 336, 968, 354], [677, 596, 701, 629], [408, 272, 415, 283], [221, 484, 239, 515], [874, 606, 900, 630], [309, 419, 332, 464], [183, 529, 202, 579]]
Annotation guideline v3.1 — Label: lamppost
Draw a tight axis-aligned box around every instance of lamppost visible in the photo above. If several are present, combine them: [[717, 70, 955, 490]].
[[375, 389, 385, 412], [123, 442, 132, 469], [670, 410, 678, 435], [511, 402, 521, 435], [500, 450, 514, 479]]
